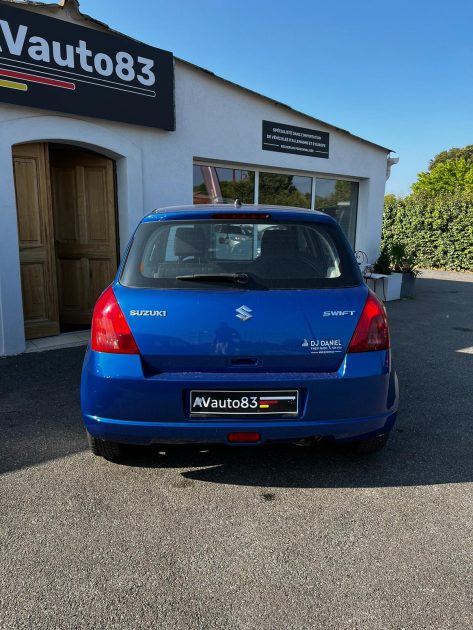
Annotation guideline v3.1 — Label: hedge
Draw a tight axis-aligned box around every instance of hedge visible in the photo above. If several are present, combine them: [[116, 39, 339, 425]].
[[382, 191, 473, 271]]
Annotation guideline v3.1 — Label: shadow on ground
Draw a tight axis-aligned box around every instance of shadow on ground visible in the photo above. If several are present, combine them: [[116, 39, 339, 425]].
[[0, 346, 87, 475], [1, 273, 472, 487]]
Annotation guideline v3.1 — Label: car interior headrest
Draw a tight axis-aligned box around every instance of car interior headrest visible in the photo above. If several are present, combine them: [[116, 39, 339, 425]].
[[174, 227, 206, 258], [260, 229, 297, 256]]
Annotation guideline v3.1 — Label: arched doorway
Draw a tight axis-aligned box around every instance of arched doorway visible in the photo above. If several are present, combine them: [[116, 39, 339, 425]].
[[13, 142, 119, 340]]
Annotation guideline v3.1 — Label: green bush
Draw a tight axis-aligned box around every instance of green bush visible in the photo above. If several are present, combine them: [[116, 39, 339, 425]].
[[382, 191, 473, 271]]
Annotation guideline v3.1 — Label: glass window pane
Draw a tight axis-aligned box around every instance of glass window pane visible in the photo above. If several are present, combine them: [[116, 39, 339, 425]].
[[121, 219, 360, 290], [193, 165, 255, 204], [315, 178, 358, 247], [259, 172, 312, 209], [215, 168, 255, 203], [193, 165, 210, 204]]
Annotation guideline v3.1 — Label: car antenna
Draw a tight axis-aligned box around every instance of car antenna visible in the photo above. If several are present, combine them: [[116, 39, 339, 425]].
[[234, 198, 242, 208]]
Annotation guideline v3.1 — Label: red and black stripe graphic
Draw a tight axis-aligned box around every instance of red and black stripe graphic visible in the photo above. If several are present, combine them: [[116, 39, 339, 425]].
[[0, 66, 75, 91]]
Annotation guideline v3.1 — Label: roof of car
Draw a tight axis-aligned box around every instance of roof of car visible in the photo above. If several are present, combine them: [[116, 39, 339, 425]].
[[144, 204, 335, 223]]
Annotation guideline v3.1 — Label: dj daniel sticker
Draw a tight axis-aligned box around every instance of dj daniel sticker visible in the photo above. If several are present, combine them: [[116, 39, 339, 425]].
[[302, 338, 343, 354]]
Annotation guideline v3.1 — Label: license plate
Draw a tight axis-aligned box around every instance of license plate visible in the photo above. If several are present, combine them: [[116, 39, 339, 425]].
[[189, 390, 298, 417]]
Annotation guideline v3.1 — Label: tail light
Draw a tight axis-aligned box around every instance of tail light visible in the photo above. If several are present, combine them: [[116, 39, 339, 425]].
[[91, 287, 139, 354], [348, 290, 390, 353]]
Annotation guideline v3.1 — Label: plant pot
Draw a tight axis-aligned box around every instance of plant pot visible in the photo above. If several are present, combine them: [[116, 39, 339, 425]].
[[400, 272, 416, 298], [369, 272, 402, 302], [384, 273, 402, 301]]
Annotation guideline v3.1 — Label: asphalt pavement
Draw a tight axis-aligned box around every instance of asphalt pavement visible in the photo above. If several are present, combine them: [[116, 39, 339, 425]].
[[0, 270, 472, 629]]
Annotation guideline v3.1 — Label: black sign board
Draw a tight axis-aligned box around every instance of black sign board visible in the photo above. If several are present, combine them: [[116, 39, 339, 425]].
[[262, 120, 329, 159], [0, 3, 174, 130]]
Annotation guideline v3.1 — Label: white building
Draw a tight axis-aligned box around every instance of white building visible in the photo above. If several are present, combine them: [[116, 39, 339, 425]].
[[0, 0, 396, 357]]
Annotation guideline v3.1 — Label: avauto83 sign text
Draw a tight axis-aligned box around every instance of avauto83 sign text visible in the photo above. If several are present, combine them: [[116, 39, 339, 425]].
[[0, 20, 156, 86], [0, 3, 174, 129]]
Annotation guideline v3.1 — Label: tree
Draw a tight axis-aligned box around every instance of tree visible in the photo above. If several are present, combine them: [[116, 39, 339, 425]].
[[383, 193, 397, 208], [429, 145, 473, 170], [412, 144, 473, 195], [412, 158, 473, 195]]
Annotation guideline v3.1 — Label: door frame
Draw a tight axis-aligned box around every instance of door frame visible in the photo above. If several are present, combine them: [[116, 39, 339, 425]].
[[0, 115, 144, 356], [14, 142, 121, 338]]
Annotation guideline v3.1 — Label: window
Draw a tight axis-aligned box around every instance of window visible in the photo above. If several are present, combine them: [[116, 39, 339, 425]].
[[193, 165, 254, 204], [315, 178, 358, 247], [121, 219, 361, 290], [192, 164, 360, 249], [259, 172, 312, 209]]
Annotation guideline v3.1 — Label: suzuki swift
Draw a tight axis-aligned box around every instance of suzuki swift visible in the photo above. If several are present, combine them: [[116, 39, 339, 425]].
[[81, 205, 399, 458]]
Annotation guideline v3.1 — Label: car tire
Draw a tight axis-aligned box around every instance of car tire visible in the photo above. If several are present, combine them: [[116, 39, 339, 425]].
[[86, 431, 122, 459], [351, 432, 390, 454]]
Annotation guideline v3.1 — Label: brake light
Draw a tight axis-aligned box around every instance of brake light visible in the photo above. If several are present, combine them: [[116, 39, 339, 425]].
[[348, 291, 390, 352], [91, 287, 139, 354], [212, 213, 271, 220]]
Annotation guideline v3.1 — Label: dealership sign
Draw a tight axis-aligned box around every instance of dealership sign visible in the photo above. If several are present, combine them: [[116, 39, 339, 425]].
[[0, 3, 174, 130], [262, 120, 329, 159]]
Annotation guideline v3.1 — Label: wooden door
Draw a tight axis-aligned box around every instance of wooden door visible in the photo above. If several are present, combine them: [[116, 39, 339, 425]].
[[49, 149, 118, 325], [13, 143, 60, 340]]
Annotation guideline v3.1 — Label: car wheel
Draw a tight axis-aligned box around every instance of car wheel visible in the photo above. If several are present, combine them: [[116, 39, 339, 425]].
[[86, 431, 122, 459]]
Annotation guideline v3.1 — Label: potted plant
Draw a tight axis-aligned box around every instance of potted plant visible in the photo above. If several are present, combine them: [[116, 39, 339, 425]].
[[373, 245, 391, 275], [390, 242, 420, 299], [371, 245, 402, 301]]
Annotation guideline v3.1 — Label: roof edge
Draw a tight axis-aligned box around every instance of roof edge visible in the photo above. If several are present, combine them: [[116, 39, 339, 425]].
[[175, 57, 393, 154]]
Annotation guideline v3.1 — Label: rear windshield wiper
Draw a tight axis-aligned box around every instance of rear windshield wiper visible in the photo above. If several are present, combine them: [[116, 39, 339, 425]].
[[176, 273, 249, 285]]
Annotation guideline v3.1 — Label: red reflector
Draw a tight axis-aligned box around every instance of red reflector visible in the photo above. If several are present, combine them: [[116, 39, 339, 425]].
[[91, 287, 139, 354], [212, 213, 271, 220], [348, 290, 390, 353], [228, 432, 261, 443]]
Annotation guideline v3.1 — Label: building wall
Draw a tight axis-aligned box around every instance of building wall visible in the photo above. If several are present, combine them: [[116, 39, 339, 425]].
[[0, 59, 389, 356]]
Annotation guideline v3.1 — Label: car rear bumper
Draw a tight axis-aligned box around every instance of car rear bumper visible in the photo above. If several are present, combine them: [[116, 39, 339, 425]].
[[81, 349, 399, 445], [83, 411, 398, 445]]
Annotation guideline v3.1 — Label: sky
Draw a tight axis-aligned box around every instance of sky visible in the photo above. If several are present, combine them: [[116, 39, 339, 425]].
[[40, 0, 473, 195]]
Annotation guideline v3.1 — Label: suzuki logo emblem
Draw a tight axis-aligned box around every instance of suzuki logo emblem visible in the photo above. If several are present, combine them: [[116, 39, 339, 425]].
[[235, 305, 253, 321]]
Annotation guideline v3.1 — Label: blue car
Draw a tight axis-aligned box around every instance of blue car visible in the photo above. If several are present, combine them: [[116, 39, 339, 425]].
[[81, 205, 398, 458]]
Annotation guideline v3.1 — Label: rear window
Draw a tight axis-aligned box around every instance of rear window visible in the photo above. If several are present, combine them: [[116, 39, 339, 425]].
[[120, 220, 362, 290]]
